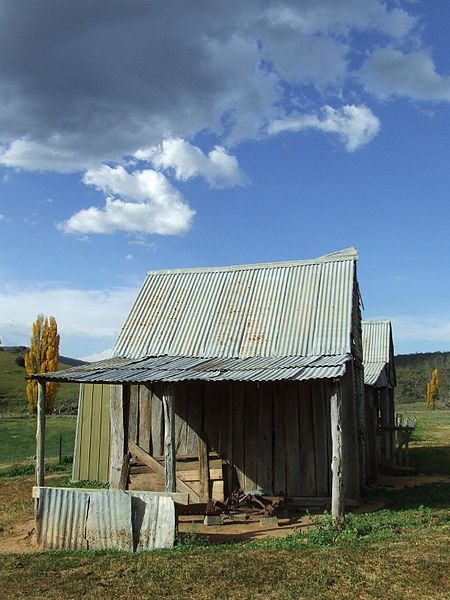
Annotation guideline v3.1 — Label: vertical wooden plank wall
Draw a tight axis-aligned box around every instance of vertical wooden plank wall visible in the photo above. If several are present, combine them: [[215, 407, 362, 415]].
[[74, 378, 336, 497]]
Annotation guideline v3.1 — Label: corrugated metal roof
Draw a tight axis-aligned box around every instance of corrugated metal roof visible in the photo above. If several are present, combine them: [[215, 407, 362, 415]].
[[38, 353, 351, 383], [112, 247, 358, 359], [362, 320, 393, 387]]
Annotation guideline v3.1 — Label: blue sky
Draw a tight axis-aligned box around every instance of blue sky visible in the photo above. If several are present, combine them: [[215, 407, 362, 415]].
[[0, 0, 449, 359]]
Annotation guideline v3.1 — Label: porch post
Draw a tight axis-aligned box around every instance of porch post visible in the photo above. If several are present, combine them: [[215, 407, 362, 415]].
[[330, 381, 344, 525], [162, 384, 176, 493], [36, 380, 46, 487], [109, 384, 130, 489]]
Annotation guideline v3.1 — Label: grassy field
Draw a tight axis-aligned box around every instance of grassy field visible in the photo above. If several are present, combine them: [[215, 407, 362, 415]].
[[0, 416, 76, 467], [397, 401, 450, 474], [0, 478, 449, 599], [0, 350, 79, 416], [0, 400, 448, 598]]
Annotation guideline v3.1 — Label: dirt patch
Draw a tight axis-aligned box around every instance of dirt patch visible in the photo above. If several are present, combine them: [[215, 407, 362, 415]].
[[0, 518, 36, 554], [1, 472, 450, 552]]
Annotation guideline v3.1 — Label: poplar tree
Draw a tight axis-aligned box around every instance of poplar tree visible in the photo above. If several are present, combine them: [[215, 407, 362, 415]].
[[24, 314, 60, 414], [426, 368, 439, 411]]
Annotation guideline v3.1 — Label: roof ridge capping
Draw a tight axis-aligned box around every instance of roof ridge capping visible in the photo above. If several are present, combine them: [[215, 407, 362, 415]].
[[147, 247, 359, 275]]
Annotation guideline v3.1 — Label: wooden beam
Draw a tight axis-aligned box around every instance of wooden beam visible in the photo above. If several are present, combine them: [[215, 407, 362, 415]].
[[129, 441, 200, 502], [109, 384, 130, 489], [330, 382, 344, 525], [35, 381, 46, 487], [163, 385, 176, 493], [197, 435, 209, 502]]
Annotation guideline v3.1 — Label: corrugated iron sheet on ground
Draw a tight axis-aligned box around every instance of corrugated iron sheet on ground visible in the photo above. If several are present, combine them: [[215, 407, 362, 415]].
[[85, 490, 133, 551], [37, 353, 351, 384], [131, 492, 176, 551], [35, 488, 176, 552], [36, 487, 89, 550]]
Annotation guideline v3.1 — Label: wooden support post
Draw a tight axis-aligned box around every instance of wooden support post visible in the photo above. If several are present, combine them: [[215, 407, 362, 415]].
[[197, 434, 209, 502], [36, 380, 46, 487], [330, 382, 344, 525], [163, 384, 176, 493], [109, 384, 130, 489]]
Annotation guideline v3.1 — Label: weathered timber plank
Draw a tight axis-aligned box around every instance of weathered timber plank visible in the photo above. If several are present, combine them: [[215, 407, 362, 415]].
[[174, 382, 188, 455], [138, 385, 152, 454], [273, 382, 286, 496], [149, 383, 164, 457], [163, 386, 176, 493], [284, 381, 301, 496], [109, 385, 129, 489], [36, 381, 46, 487], [211, 479, 224, 501], [177, 468, 223, 483], [185, 382, 203, 454], [312, 382, 330, 497], [298, 381, 316, 496], [225, 385, 234, 495], [330, 382, 344, 524], [244, 382, 258, 492], [232, 382, 246, 490], [128, 471, 165, 492], [257, 382, 273, 494], [324, 382, 333, 493], [203, 382, 221, 453], [128, 385, 139, 445], [129, 441, 200, 502], [197, 435, 209, 502]]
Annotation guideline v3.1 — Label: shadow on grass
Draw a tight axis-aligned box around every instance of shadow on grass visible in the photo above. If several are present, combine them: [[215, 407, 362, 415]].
[[373, 483, 450, 510], [409, 446, 450, 475]]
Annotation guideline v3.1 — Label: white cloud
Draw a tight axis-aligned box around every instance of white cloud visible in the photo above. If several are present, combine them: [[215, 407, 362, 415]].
[[82, 348, 113, 363], [268, 105, 380, 151], [59, 165, 194, 235], [360, 48, 450, 102], [0, 1, 420, 172], [135, 138, 248, 188], [0, 284, 138, 357], [391, 315, 450, 344]]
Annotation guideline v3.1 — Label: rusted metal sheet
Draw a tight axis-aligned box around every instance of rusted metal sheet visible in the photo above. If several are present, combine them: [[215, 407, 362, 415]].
[[37, 248, 360, 385], [37, 353, 350, 383], [111, 248, 358, 359], [85, 490, 133, 551], [35, 487, 89, 550], [130, 493, 176, 551]]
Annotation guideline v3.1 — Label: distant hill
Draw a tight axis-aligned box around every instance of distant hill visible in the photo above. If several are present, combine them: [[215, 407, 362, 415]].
[[0, 347, 83, 416], [395, 351, 450, 405]]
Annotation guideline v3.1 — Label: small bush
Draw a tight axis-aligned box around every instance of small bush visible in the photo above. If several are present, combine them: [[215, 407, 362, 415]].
[[15, 355, 25, 368]]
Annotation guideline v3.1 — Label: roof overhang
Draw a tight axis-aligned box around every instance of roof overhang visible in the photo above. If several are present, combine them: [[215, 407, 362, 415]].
[[364, 362, 388, 387], [32, 353, 352, 385]]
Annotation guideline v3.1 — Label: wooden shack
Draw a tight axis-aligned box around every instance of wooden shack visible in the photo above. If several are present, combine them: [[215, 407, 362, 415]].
[[361, 319, 396, 482], [35, 248, 367, 521]]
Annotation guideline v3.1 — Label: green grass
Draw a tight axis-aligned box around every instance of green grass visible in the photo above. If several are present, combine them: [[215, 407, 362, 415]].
[[0, 350, 80, 416], [395, 401, 450, 474], [0, 502, 448, 599], [0, 416, 77, 466]]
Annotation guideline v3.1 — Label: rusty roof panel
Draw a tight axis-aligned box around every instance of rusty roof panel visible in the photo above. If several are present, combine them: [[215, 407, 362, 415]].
[[112, 248, 358, 360], [38, 353, 350, 384]]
